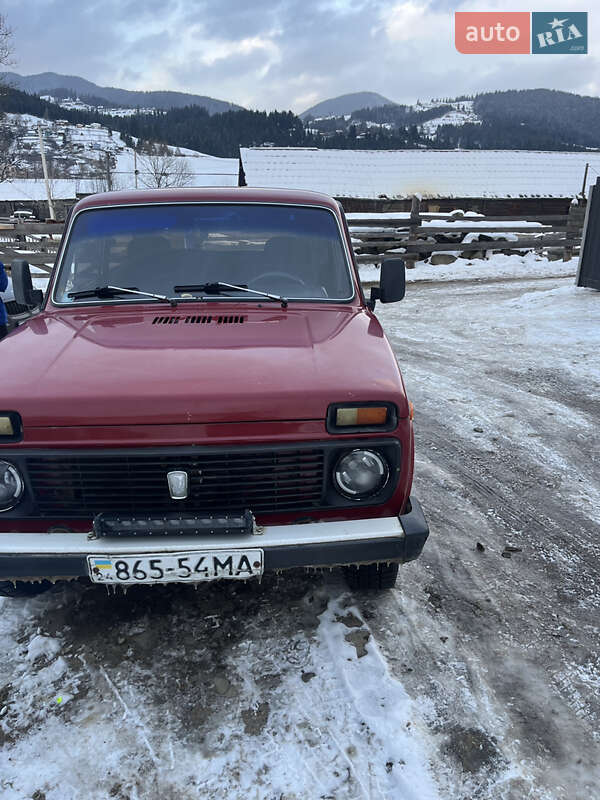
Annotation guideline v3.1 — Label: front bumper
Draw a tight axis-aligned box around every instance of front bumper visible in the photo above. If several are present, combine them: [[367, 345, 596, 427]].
[[0, 498, 429, 582]]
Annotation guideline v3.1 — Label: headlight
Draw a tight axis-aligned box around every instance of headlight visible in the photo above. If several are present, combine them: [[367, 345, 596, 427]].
[[334, 449, 389, 499], [0, 461, 24, 511]]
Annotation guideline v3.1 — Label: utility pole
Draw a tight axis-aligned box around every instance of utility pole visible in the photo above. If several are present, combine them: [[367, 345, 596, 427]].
[[134, 149, 139, 189], [37, 123, 55, 220]]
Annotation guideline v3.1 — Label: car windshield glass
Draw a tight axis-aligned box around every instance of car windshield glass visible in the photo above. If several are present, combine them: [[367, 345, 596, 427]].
[[53, 203, 354, 304]]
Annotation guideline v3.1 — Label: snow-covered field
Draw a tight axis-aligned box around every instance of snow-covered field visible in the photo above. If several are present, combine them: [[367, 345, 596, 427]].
[[419, 100, 481, 136], [0, 262, 598, 799]]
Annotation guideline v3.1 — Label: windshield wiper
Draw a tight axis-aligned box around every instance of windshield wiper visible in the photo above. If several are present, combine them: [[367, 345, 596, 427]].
[[68, 285, 177, 307], [174, 282, 288, 309]]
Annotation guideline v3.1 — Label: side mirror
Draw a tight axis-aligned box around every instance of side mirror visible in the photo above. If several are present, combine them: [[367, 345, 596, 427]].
[[369, 258, 406, 307], [11, 260, 44, 309]]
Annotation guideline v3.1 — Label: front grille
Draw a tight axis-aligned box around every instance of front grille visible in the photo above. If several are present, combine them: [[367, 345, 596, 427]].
[[25, 447, 325, 517]]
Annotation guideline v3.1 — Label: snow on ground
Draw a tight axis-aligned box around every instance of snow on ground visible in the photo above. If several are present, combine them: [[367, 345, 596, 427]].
[[347, 212, 485, 221], [0, 579, 440, 800], [359, 251, 578, 284], [348, 215, 546, 230], [420, 219, 543, 230], [372, 271, 599, 799], [112, 149, 239, 191], [419, 101, 481, 136]]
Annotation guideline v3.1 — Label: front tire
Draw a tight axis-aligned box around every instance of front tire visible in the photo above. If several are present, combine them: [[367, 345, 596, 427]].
[[0, 580, 53, 598], [343, 562, 399, 591]]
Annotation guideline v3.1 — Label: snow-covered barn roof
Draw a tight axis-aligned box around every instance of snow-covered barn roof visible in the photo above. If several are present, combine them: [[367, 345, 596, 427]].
[[240, 147, 600, 199], [0, 179, 97, 202]]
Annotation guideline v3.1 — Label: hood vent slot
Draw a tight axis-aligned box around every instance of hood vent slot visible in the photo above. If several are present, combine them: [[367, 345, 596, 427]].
[[184, 315, 213, 324], [152, 315, 246, 326], [153, 316, 181, 325], [217, 315, 245, 324]]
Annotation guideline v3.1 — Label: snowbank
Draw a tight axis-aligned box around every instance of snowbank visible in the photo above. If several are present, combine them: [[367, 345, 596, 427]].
[[359, 251, 578, 284]]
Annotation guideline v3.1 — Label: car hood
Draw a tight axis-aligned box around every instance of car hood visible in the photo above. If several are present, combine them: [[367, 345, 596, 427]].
[[1, 304, 408, 428]]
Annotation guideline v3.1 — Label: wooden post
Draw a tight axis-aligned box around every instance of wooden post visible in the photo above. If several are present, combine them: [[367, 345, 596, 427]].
[[564, 198, 586, 261], [581, 162, 590, 197], [405, 194, 421, 269]]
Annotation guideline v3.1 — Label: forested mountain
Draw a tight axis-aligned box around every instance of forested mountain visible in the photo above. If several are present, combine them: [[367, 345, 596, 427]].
[[307, 89, 600, 152], [1, 71, 242, 113], [0, 86, 306, 157], [301, 92, 396, 119], [438, 89, 600, 150], [350, 104, 453, 125], [116, 107, 306, 157], [2, 82, 600, 158]]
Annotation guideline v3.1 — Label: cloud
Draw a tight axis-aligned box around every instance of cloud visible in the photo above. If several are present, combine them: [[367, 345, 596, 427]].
[[2, 0, 599, 114], [384, 1, 441, 42]]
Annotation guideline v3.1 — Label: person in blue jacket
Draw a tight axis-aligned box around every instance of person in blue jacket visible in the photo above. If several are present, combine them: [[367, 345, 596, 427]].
[[0, 261, 8, 341]]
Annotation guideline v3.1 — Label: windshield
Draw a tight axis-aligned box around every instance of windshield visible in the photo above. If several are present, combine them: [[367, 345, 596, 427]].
[[53, 203, 354, 304]]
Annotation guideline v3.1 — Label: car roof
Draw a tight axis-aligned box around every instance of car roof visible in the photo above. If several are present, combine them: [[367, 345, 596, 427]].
[[72, 187, 341, 215]]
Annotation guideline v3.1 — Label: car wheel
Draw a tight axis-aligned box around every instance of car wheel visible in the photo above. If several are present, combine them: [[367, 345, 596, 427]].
[[0, 580, 53, 598], [343, 562, 399, 591]]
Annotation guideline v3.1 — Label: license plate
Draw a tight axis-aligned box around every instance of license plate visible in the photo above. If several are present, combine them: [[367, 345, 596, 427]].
[[87, 549, 264, 584]]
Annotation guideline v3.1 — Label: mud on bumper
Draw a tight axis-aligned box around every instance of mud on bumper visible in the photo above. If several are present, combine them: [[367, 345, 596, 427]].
[[0, 498, 429, 582]]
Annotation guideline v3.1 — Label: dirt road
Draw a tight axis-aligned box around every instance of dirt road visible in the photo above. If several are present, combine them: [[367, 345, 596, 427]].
[[376, 275, 600, 799], [0, 275, 598, 799]]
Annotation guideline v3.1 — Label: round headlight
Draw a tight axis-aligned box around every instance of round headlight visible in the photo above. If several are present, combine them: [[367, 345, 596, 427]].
[[0, 461, 24, 511], [334, 449, 389, 499]]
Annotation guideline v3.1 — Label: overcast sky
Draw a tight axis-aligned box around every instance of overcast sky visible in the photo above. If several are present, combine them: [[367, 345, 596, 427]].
[[3, 0, 598, 113]]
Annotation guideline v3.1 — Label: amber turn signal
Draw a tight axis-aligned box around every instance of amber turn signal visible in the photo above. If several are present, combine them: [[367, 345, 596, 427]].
[[0, 417, 14, 437], [336, 406, 389, 427], [0, 412, 23, 442]]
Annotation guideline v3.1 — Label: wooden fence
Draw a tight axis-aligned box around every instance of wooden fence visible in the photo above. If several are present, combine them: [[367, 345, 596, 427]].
[[0, 202, 588, 279], [348, 197, 587, 267], [0, 223, 63, 274]]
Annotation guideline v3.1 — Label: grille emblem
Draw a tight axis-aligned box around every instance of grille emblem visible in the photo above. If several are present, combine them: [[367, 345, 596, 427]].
[[167, 470, 189, 500]]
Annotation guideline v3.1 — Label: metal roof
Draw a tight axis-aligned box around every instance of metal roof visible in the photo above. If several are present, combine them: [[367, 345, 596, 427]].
[[0, 179, 97, 202], [240, 147, 599, 199]]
